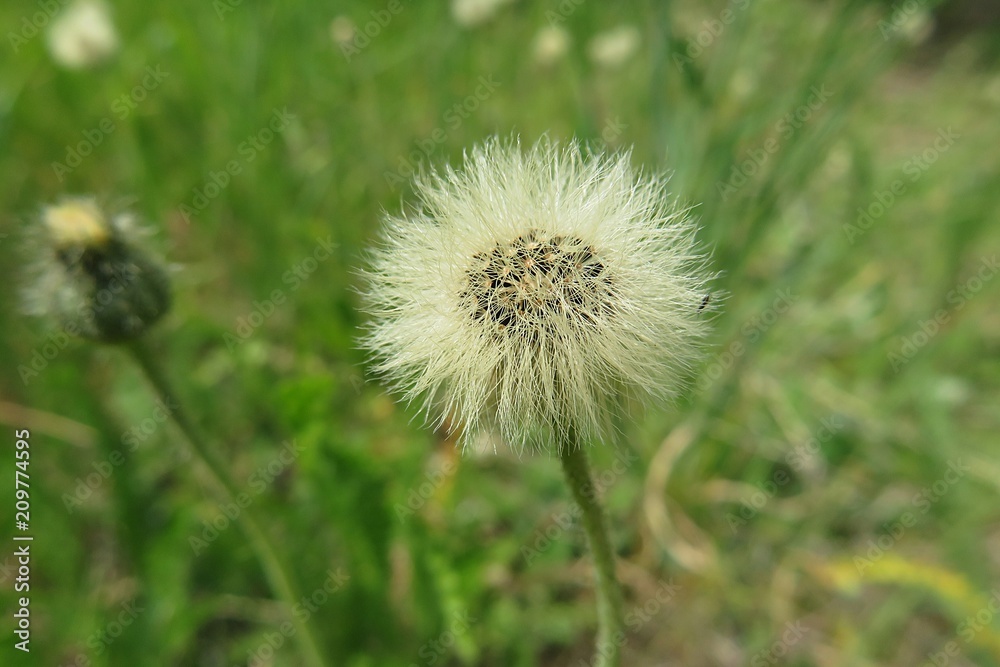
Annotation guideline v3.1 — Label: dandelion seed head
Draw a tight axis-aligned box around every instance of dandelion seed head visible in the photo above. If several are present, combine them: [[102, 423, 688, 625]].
[[361, 137, 713, 452]]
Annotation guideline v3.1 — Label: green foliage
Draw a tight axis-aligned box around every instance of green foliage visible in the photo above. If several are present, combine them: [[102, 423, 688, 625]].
[[1, 0, 998, 665]]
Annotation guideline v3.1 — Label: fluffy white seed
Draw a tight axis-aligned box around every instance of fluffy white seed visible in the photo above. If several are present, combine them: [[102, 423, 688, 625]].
[[361, 137, 711, 452]]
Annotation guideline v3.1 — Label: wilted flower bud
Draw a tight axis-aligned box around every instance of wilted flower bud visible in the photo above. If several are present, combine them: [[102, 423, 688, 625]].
[[25, 199, 171, 343]]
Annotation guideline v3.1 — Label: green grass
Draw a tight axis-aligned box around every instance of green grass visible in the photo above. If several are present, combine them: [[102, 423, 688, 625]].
[[1, 0, 999, 665]]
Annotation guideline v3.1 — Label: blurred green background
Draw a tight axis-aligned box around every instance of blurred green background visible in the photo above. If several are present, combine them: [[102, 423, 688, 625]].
[[1, 0, 999, 665]]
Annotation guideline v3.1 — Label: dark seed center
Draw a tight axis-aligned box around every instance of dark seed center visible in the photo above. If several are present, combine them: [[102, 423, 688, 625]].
[[459, 229, 613, 332]]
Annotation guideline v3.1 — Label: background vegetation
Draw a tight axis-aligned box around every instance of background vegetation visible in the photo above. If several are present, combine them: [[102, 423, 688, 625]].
[[1, 0, 998, 665]]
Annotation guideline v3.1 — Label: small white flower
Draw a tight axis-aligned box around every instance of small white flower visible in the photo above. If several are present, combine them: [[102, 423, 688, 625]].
[[451, 0, 513, 28], [329, 16, 357, 48], [361, 138, 711, 452], [533, 25, 570, 67], [47, 0, 119, 70], [587, 25, 641, 68]]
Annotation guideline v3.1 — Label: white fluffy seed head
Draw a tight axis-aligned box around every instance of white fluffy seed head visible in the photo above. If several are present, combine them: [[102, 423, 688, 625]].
[[360, 137, 713, 453]]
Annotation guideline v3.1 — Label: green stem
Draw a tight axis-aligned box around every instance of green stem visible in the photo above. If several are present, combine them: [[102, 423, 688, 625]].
[[559, 439, 625, 667], [126, 338, 327, 667]]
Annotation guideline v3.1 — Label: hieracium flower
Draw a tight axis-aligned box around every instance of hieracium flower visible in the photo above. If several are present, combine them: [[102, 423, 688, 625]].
[[362, 138, 711, 452], [24, 198, 171, 343], [20, 200, 327, 666]]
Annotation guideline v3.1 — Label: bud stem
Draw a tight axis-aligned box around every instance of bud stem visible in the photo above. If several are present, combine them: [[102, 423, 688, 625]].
[[559, 439, 625, 667], [126, 338, 328, 667]]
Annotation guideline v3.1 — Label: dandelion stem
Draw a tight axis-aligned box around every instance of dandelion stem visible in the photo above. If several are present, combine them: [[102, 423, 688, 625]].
[[559, 439, 625, 667], [126, 337, 327, 667]]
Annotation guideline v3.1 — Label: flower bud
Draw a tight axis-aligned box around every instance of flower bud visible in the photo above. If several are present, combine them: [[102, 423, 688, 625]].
[[26, 199, 171, 343]]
